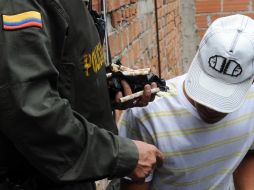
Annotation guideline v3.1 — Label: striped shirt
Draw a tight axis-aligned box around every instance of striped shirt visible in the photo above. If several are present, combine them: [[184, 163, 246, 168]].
[[119, 74, 254, 190]]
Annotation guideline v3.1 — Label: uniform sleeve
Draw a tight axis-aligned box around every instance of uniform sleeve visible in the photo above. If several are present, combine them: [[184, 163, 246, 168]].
[[0, 0, 138, 182]]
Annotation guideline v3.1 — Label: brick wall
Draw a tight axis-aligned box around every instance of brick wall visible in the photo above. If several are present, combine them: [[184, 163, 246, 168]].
[[195, 0, 254, 39], [92, 0, 182, 80], [157, 0, 182, 79], [107, 0, 159, 77]]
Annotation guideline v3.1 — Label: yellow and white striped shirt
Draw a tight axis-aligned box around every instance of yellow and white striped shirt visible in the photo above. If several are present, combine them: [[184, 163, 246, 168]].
[[119, 74, 254, 190]]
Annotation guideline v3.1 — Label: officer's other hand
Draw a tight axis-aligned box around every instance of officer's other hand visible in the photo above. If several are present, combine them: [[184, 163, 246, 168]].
[[114, 80, 157, 110], [130, 140, 164, 182]]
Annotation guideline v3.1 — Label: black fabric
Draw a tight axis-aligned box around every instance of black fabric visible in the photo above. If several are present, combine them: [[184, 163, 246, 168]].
[[88, 0, 105, 43], [0, 183, 11, 190], [106, 178, 120, 190]]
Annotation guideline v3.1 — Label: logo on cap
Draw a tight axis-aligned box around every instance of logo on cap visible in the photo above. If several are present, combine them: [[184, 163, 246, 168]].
[[209, 55, 242, 77]]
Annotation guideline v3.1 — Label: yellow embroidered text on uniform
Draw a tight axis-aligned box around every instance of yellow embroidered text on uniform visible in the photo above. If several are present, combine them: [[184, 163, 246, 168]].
[[83, 43, 104, 76]]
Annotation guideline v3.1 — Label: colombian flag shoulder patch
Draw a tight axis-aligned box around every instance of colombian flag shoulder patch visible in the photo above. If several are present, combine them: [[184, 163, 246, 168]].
[[2, 11, 42, 30]]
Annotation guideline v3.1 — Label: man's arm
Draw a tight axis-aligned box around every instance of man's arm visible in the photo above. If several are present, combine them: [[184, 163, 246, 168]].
[[233, 150, 254, 190]]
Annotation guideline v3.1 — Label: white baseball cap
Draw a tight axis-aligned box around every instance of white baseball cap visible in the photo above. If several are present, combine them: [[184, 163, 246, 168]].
[[185, 14, 254, 113]]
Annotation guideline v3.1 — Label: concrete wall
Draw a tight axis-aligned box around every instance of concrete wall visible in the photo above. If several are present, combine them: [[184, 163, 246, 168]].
[[180, 0, 199, 72], [107, 0, 158, 74], [156, 0, 182, 79]]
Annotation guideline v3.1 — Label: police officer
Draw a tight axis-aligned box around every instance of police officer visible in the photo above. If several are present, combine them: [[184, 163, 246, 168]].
[[0, 0, 164, 189]]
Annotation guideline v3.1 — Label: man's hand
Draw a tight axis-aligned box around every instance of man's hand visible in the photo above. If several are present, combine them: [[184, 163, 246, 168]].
[[114, 80, 157, 109], [130, 140, 164, 182]]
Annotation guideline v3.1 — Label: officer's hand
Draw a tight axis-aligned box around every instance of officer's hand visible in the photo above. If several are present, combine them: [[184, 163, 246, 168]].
[[113, 80, 157, 110], [130, 140, 164, 182]]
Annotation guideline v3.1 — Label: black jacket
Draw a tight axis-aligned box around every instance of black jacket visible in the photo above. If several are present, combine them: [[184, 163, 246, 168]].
[[0, 0, 138, 189]]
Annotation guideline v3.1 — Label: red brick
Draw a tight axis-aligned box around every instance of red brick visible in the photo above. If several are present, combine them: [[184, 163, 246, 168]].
[[223, 0, 249, 12], [210, 13, 231, 22], [175, 15, 181, 26], [121, 53, 129, 66], [158, 7, 164, 18], [108, 33, 116, 57], [134, 21, 140, 38], [132, 41, 140, 61], [120, 0, 130, 7], [111, 10, 122, 28], [121, 28, 129, 49], [108, 32, 122, 57], [196, 15, 208, 28], [130, 0, 137, 3], [169, 1, 176, 12], [107, 0, 121, 12], [130, 5, 137, 16], [196, 0, 221, 13], [123, 7, 131, 20], [116, 33, 122, 55], [245, 13, 254, 20], [128, 24, 133, 42], [158, 18, 163, 30], [139, 38, 146, 52], [128, 48, 135, 66], [157, 0, 163, 8], [128, 22, 139, 42], [197, 29, 206, 40]]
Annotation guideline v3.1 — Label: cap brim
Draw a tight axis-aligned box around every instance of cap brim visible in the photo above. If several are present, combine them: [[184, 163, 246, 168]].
[[185, 53, 253, 113]]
